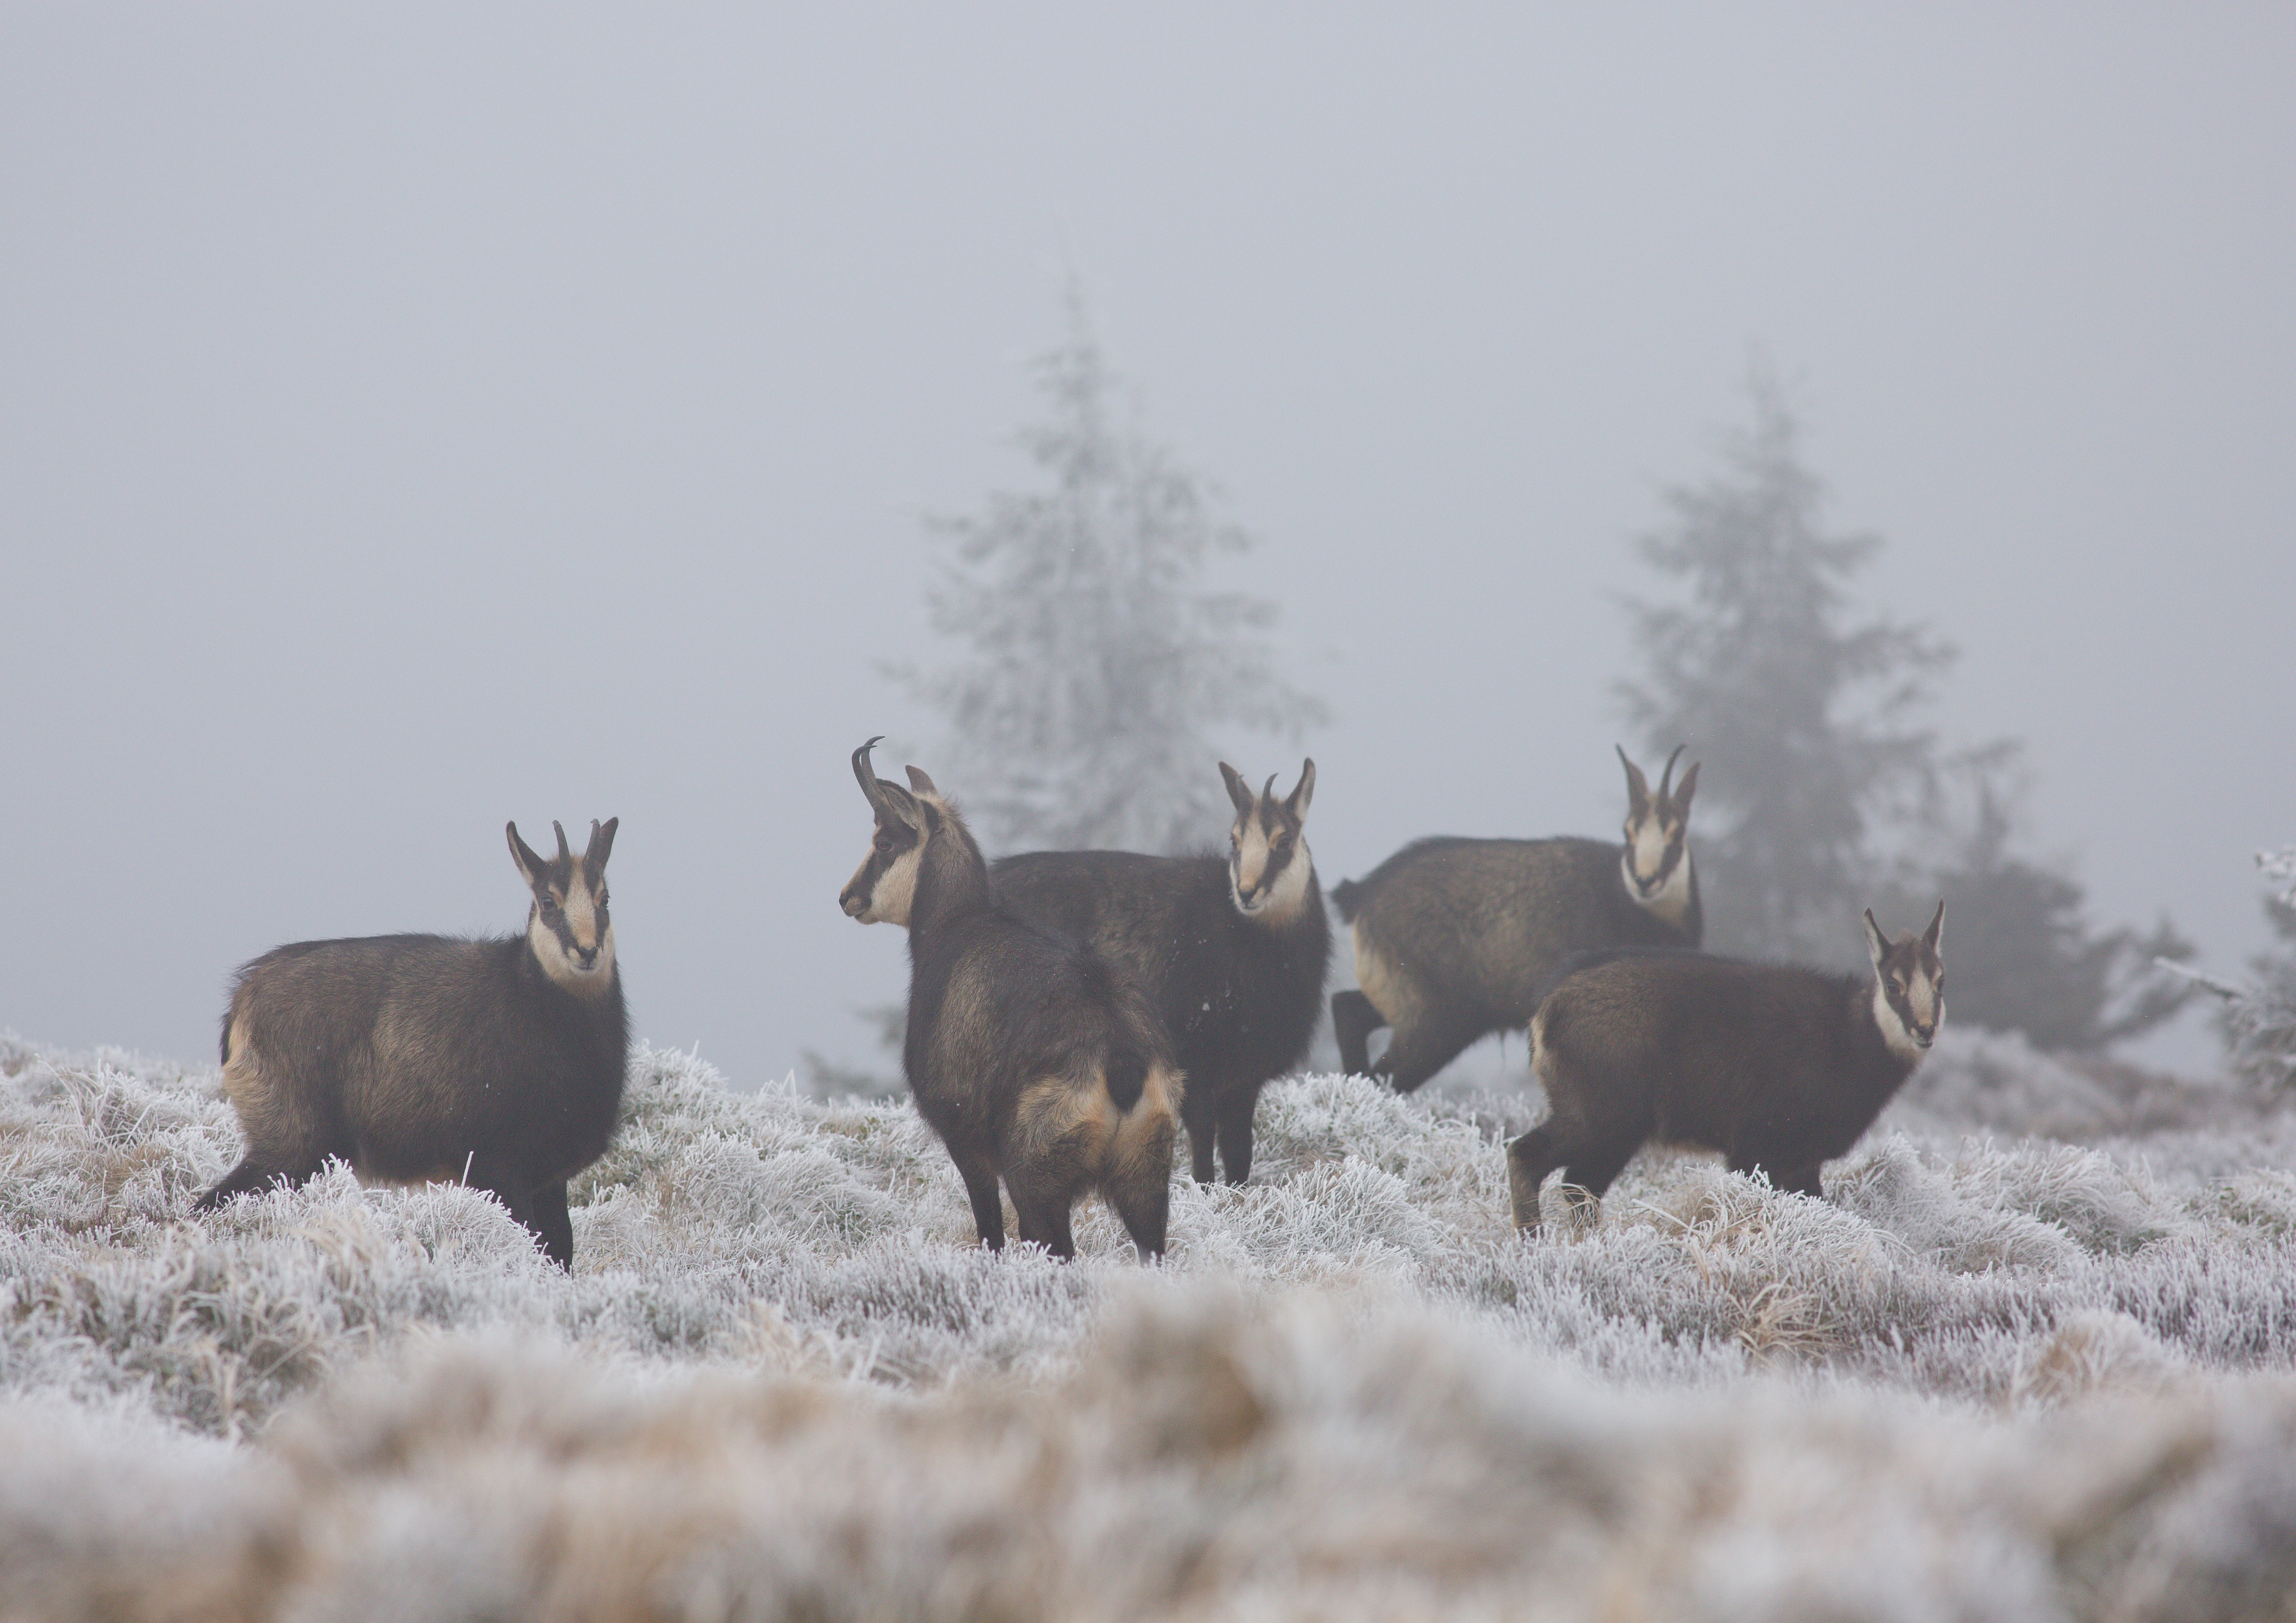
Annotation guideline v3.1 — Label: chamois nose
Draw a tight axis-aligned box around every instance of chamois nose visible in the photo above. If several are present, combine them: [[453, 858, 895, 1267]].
[[574, 943, 599, 969], [840, 886, 867, 918], [1911, 1023, 1934, 1047]]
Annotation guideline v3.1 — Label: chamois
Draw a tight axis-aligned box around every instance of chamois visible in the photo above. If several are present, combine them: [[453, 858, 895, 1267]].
[[993, 760, 1331, 1185], [839, 740, 1182, 1260], [1508, 902, 1946, 1231], [1329, 746, 1702, 1092], [194, 819, 627, 1270]]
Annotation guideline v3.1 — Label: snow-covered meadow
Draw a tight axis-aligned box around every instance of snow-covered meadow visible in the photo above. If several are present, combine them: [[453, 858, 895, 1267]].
[[5, 1026, 2295, 1621]]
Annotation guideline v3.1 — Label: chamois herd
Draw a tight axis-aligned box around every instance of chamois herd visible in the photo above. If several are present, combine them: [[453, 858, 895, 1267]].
[[195, 743, 1946, 1269]]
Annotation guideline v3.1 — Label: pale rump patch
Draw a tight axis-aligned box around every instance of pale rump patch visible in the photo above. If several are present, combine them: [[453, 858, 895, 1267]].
[[221, 1009, 274, 1137], [1013, 1062, 1181, 1196], [1015, 1073, 1120, 1171], [1351, 926, 1418, 1028], [1109, 1062, 1182, 1181]]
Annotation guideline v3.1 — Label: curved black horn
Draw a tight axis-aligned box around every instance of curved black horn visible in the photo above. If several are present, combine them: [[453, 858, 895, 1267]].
[[1261, 774, 1278, 805], [852, 736, 889, 812], [552, 821, 571, 864], [1659, 745, 1686, 804]]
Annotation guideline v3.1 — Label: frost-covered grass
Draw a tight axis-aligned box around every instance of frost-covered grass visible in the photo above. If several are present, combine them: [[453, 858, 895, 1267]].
[[5, 1024, 2296, 1620]]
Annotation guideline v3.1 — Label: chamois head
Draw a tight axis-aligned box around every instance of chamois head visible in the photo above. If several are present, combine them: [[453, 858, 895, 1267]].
[[1220, 758, 1317, 924], [1617, 745, 1699, 919], [1863, 900, 1946, 1059], [840, 737, 946, 927], [508, 817, 619, 995]]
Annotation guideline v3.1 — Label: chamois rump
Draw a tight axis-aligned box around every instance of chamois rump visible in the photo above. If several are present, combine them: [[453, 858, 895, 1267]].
[[839, 740, 1181, 1260], [194, 819, 627, 1271], [993, 760, 1331, 1185], [1330, 746, 1702, 1092], [1508, 901, 1946, 1232]]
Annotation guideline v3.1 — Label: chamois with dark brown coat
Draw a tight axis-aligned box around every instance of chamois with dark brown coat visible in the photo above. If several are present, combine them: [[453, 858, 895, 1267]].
[[1329, 746, 1702, 1092], [839, 740, 1182, 1260], [194, 819, 627, 1270], [1508, 902, 1946, 1231], [993, 760, 1330, 1186]]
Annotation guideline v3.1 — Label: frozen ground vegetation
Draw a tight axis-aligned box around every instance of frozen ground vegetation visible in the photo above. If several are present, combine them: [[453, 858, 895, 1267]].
[[5, 1025, 2296, 1621]]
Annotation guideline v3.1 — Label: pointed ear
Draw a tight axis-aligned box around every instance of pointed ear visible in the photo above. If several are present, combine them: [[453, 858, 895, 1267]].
[[1863, 908, 1890, 971], [1924, 898, 1945, 953], [1669, 761, 1700, 821], [904, 764, 939, 797], [1219, 762, 1254, 815], [1285, 758, 1316, 819], [1617, 746, 1651, 815], [507, 822, 549, 890], [586, 817, 619, 875], [877, 780, 924, 833]]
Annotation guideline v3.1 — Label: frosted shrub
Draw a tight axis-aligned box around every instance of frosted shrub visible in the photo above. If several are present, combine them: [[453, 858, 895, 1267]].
[[3, 1024, 2295, 1617]]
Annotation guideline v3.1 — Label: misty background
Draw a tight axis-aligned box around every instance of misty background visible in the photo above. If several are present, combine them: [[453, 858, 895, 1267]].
[[5, 6, 2292, 1086]]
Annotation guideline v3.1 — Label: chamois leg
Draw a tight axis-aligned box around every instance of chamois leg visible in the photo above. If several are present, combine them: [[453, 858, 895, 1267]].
[[192, 1152, 327, 1213], [529, 1179, 575, 1271], [1506, 1124, 1564, 1231], [1011, 1190, 1078, 1260], [461, 1152, 559, 1263], [1331, 990, 1387, 1077], [951, 1148, 1007, 1251], [1179, 1077, 1222, 1185], [1376, 1008, 1486, 1094], [1105, 1158, 1172, 1262], [1551, 1140, 1638, 1233], [1729, 1153, 1824, 1201], [1214, 1082, 1262, 1185]]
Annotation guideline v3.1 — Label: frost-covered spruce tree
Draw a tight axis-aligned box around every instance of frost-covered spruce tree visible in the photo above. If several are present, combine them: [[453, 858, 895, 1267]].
[[906, 282, 1325, 855], [1618, 365, 1950, 963], [1882, 758, 2193, 1050], [2168, 847, 2296, 1094]]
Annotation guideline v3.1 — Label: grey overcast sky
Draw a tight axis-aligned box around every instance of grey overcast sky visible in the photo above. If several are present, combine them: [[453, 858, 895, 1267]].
[[5, 5, 2291, 1082]]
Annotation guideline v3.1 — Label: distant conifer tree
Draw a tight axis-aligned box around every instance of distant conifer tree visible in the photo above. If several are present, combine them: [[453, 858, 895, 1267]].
[[1619, 365, 1949, 963], [905, 279, 1325, 856], [1886, 758, 2194, 1048]]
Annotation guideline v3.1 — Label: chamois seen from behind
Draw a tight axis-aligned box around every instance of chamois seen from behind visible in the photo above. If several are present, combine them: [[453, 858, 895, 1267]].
[[194, 819, 628, 1270], [839, 740, 1182, 1260], [1508, 901, 1946, 1232], [1330, 746, 1702, 1092], [994, 760, 1331, 1185]]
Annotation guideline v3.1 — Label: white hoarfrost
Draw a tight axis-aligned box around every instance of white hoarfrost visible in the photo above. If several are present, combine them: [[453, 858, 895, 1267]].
[[3, 1025, 2295, 1620]]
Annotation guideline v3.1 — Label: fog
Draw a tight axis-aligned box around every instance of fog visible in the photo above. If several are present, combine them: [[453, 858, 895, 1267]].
[[5, 5, 2291, 1084]]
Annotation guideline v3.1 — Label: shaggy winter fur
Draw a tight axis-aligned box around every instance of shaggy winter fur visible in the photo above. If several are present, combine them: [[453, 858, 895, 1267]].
[[1331, 747, 1703, 1093], [4, 1026, 2296, 1618]]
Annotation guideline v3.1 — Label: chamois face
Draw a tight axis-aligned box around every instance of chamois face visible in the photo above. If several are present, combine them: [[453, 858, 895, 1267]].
[[508, 818, 619, 995], [1864, 901, 1946, 1060], [1221, 758, 1316, 925], [841, 740, 935, 928], [1617, 745, 1698, 925]]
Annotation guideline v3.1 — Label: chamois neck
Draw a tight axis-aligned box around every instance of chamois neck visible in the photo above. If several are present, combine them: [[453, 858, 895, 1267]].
[[910, 815, 994, 931], [1676, 857, 1703, 942]]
